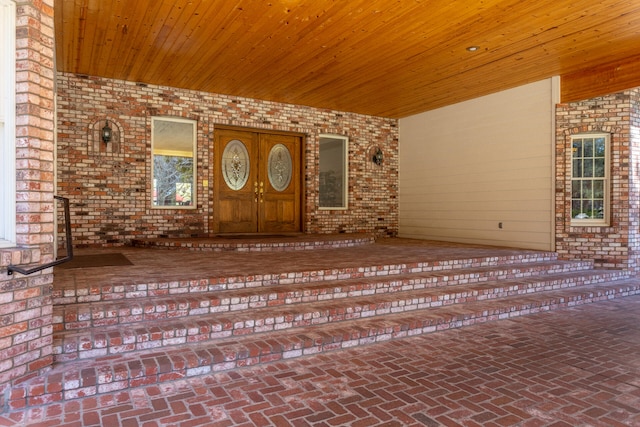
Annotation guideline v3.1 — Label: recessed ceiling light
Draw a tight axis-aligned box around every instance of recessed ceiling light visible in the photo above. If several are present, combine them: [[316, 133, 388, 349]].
[[466, 46, 480, 52]]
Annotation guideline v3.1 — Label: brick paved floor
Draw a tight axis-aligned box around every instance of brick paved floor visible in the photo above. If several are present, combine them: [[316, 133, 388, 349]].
[[4, 294, 640, 426]]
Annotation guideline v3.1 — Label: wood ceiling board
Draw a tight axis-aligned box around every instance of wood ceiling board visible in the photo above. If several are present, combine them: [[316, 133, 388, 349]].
[[54, 0, 640, 118], [561, 54, 640, 103]]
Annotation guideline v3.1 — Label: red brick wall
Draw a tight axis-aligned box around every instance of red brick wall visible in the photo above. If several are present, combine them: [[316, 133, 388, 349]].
[[0, 0, 55, 402], [56, 74, 399, 246], [555, 90, 640, 272]]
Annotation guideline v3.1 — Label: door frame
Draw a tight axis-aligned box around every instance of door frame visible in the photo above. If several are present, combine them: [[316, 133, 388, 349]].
[[210, 124, 306, 235]]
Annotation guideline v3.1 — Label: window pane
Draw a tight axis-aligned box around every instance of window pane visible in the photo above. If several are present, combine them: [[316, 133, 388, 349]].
[[583, 159, 593, 177], [153, 155, 193, 206], [151, 118, 197, 208], [573, 140, 583, 157], [584, 139, 593, 157], [595, 138, 606, 157], [594, 158, 605, 177], [593, 200, 604, 219], [571, 180, 581, 198], [593, 180, 604, 198], [582, 180, 592, 198], [570, 134, 609, 224], [319, 135, 348, 209], [571, 200, 582, 218], [572, 159, 582, 177]]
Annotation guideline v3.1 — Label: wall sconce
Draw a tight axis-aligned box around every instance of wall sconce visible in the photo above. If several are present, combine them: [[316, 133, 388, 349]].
[[372, 147, 383, 165], [101, 120, 113, 144]]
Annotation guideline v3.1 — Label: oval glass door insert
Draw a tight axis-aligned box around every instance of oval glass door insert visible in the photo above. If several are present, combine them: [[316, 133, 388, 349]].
[[222, 139, 250, 190], [268, 143, 292, 191]]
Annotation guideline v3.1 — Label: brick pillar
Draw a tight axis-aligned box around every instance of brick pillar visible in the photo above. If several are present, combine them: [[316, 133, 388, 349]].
[[0, 0, 55, 405], [628, 89, 640, 275], [555, 90, 640, 273]]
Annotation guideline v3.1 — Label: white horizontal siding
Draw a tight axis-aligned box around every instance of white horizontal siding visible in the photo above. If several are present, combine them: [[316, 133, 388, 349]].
[[398, 78, 558, 250]]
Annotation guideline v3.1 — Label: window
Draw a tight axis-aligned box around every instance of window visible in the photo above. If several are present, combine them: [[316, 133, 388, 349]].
[[570, 133, 609, 226], [0, 0, 16, 247], [151, 117, 197, 208], [319, 134, 348, 209]]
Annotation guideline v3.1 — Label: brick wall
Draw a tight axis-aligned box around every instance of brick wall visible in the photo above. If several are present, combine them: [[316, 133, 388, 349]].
[[0, 0, 55, 404], [628, 89, 640, 274], [56, 74, 399, 246], [555, 89, 640, 272]]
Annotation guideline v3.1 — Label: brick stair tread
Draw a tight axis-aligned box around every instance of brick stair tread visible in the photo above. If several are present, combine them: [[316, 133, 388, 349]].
[[16, 279, 640, 407], [51, 252, 563, 303], [53, 259, 596, 329], [52, 269, 628, 359], [130, 233, 375, 252]]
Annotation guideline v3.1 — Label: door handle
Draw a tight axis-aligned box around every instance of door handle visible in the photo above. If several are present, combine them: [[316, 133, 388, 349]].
[[259, 182, 264, 203], [254, 182, 258, 202]]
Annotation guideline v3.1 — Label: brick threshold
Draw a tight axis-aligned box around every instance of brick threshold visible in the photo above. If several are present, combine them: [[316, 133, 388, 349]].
[[129, 233, 375, 252]]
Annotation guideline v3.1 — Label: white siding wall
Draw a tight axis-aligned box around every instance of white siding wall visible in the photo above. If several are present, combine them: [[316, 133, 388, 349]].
[[398, 78, 559, 250]]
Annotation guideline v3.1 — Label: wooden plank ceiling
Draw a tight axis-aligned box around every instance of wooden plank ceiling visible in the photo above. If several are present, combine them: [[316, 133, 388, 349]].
[[54, 0, 640, 118]]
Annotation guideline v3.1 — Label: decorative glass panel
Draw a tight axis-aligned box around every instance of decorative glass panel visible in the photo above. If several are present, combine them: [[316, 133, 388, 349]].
[[268, 143, 292, 192], [222, 139, 250, 191], [151, 117, 197, 208]]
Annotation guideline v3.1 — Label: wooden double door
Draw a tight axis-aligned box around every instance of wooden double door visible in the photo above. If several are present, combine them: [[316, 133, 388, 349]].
[[212, 128, 302, 234]]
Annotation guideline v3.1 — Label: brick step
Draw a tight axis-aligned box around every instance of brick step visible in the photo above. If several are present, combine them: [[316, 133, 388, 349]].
[[51, 251, 563, 305], [52, 269, 627, 361], [130, 233, 375, 252], [53, 259, 600, 332], [12, 279, 640, 409]]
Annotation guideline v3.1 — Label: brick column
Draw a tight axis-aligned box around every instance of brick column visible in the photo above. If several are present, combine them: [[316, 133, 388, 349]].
[[0, 0, 55, 406], [628, 90, 640, 275], [555, 89, 640, 273]]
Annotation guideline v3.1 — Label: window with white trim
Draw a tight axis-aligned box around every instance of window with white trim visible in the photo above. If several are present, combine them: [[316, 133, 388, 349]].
[[319, 134, 349, 210], [570, 133, 610, 226], [151, 117, 197, 208], [0, 0, 16, 247]]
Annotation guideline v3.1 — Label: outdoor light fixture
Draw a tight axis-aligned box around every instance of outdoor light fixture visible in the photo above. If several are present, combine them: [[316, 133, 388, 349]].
[[101, 120, 112, 144], [372, 147, 383, 165]]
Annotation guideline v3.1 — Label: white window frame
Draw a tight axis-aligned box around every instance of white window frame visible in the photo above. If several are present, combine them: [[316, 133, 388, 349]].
[[570, 133, 610, 227], [0, 0, 16, 248], [318, 134, 349, 210], [151, 116, 198, 209]]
